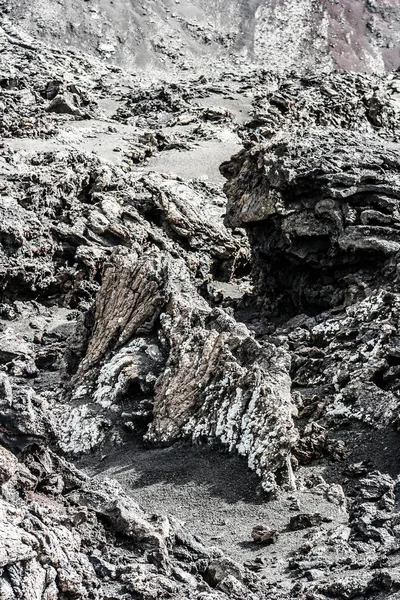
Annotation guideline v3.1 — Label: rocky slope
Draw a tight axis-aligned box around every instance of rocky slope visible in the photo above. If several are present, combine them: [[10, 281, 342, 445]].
[[2, 0, 400, 73], [2, 2, 400, 600]]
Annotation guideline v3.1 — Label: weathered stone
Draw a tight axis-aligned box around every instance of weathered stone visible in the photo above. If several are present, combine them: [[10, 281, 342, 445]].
[[289, 513, 323, 531], [3, 5, 400, 599], [251, 524, 278, 544], [0, 446, 17, 484], [222, 128, 400, 313], [46, 91, 86, 117]]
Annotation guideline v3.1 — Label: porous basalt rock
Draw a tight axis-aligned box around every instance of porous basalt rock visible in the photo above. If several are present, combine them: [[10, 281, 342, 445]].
[[3, 5, 400, 598], [69, 248, 297, 493], [222, 128, 400, 314], [243, 71, 400, 144]]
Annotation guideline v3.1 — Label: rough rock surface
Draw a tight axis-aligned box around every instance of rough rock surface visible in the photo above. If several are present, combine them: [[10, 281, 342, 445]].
[[3, 0, 400, 73], [242, 70, 400, 143], [0, 444, 269, 600], [68, 246, 296, 494], [2, 2, 400, 599], [223, 128, 400, 314]]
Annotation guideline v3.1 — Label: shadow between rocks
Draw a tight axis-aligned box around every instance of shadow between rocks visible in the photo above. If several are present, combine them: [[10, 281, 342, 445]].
[[324, 424, 400, 480], [80, 438, 267, 506]]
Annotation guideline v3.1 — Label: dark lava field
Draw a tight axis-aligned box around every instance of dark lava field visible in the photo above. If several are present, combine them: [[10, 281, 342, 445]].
[[2, 1, 400, 599]]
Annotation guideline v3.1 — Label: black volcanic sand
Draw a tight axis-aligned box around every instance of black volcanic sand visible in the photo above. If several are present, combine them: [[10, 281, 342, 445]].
[[79, 437, 347, 577], [78, 420, 400, 575]]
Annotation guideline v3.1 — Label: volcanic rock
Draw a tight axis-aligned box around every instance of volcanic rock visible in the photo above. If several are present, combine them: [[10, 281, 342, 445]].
[[2, 2, 400, 599], [251, 524, 278, 544]]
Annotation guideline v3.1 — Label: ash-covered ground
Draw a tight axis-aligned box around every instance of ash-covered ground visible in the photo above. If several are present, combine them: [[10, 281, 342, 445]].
[[2, 2, 400, 600]]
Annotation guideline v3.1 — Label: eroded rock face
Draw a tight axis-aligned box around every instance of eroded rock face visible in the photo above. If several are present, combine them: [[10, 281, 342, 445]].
[[78, 248, 170, 373], [223, 128, 400, 314], [148, 299, 296, 493], [3, 3, 400, 598], [68, 247, 297, 494]]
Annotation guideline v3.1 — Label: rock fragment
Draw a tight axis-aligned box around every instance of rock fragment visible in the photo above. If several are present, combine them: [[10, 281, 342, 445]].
[[251, 524, 278, 544], [289, 513, 323, 531]]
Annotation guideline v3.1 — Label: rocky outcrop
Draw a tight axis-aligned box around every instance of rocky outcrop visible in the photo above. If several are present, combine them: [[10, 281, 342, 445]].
[[67, 247, 297, 494], [213, 63, 400, 598], [221, 71, 400, 456], [77, 248, 170, 372], [0, 22, 297, 496], [147, 295, 297, 494], [222, 128, 400, 314], [3, 3, 400, 598]]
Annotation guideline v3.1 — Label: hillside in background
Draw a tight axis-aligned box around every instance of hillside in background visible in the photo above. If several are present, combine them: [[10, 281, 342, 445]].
[[2, 0, 400, 73]]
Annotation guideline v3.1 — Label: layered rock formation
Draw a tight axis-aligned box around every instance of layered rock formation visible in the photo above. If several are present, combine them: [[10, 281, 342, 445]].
[[2, 2, 400, 599], [72, 247, 297, 492], [223, 128, 400, 314]]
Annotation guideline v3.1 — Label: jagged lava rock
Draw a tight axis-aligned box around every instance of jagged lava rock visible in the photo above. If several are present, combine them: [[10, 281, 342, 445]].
[[68, 247, 298, 494], [222, 128, 400, 314]]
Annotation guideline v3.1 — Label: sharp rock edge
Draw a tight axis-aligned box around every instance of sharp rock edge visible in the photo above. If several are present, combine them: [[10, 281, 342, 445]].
[[2, 3, 400, 600]]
